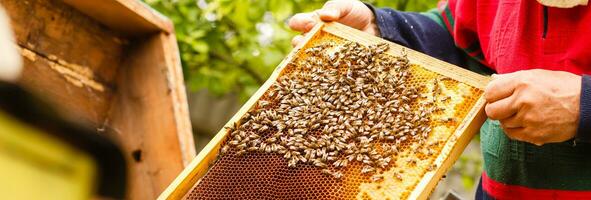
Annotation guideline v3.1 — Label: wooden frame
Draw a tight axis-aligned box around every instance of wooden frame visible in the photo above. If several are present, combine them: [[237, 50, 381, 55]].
[[159, 22, 489, 199], [1, 0, 195, 199]]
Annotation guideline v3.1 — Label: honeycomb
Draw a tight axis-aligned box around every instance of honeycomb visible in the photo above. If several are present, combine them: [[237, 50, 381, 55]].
[[184, 30, 484, 200]]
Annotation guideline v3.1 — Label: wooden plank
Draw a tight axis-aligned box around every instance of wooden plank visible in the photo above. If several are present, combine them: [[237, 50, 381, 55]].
[[62, 0, 174, 35], [2, 0, 120, 125], [0, 0, 125, 85], [410, 97, 487, 199], [160, 32, 196, 165], [157, 21, 327, 200], [108, 33, 191, 200], [16, 45, 112, 127]]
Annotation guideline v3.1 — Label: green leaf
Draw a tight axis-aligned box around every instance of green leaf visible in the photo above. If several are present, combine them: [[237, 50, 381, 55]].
[[191, 40, 209, 54], [269, 0, 293, 20]]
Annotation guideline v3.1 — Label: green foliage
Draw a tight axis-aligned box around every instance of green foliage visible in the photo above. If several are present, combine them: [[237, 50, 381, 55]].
[[143, 0, 438, 101], [454, 146, 483, 189]]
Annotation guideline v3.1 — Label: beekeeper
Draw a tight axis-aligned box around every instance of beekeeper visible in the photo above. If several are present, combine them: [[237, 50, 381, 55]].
[[289, 0, 591, 198]]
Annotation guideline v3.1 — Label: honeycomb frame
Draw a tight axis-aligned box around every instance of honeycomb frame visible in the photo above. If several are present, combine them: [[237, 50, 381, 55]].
[[159, 22, 490, 200]]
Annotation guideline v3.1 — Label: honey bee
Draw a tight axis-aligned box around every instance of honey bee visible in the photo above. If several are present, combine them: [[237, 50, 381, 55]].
[[441, 117, 455, 123], [264, 145, 272, 153], [288, 158, 298, 168], [265, 137, 277, 143], [299, 155, 308, 163], [361, 165, 375, 174], [228, 140, 240, 146], [314, 159, 327, 168], [247, 146, 259, 152], [220, 145, 230, 154], [259, 143, 267, 151], [370, 174, 384, 182], [236, 150, 246, 156], [332, 171, 343, 179]]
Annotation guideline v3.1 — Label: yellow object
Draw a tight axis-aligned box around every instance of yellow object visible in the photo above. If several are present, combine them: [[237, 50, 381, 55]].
[[0, 110, 96, 200]]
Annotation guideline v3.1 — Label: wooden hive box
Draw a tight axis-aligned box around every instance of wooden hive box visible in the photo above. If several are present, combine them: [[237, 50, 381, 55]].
[[160, 22, 489, 200], [1, 0, 195, 199]]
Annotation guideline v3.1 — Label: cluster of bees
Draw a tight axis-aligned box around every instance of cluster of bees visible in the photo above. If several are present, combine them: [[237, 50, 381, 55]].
[[222, 41, 440, 181]]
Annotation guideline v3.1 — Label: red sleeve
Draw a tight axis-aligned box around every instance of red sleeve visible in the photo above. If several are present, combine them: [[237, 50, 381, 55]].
[[440, 0, 487, 64]]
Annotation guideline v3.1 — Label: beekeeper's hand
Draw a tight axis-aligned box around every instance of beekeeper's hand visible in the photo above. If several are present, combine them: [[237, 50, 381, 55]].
[[288, 0, 379, 47], [484, 69, 582, 145]]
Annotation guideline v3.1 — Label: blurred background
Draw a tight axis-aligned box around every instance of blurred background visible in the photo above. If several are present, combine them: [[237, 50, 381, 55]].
[[143, 0, 482, 198]]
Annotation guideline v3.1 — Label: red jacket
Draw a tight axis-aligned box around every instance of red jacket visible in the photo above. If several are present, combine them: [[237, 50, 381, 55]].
[[444, 0, 591, 75]]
